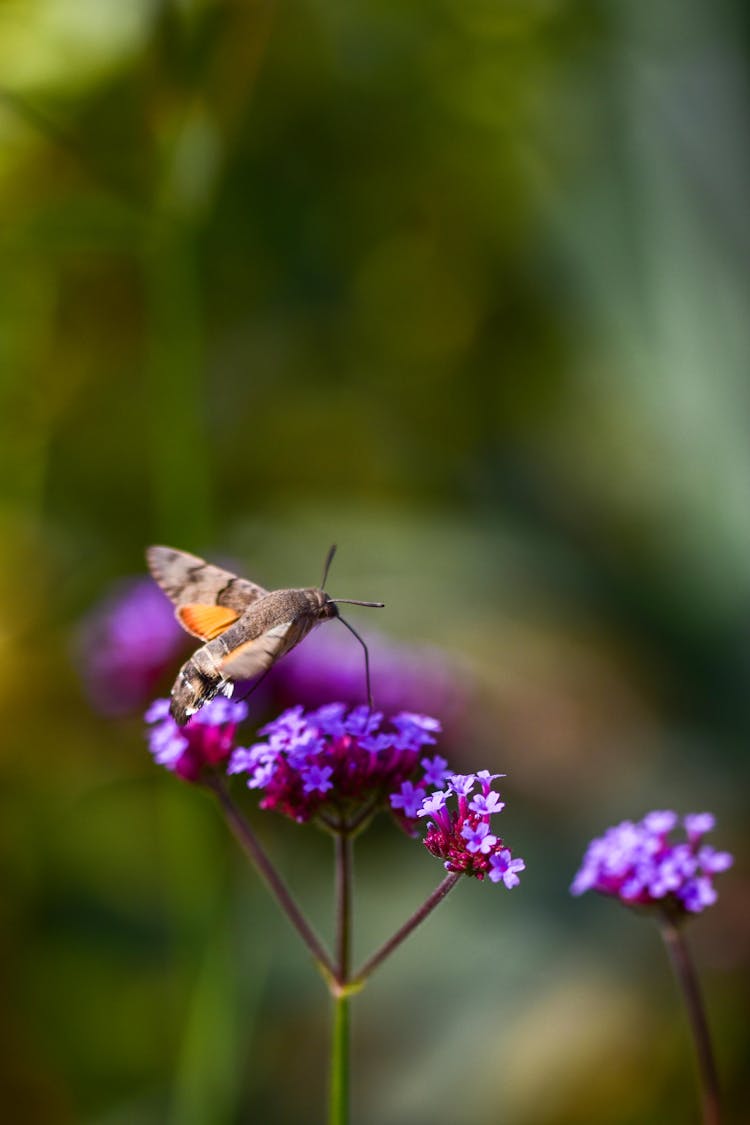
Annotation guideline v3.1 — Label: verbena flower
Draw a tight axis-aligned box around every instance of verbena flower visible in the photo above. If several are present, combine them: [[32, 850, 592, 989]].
[[416, 771, 525, 887], [571, 811, 733, 915], [146, 696, 248, 783], [228, 703, 440, 827], [227, 704, 525, 886], [77, 578, 185, 715]]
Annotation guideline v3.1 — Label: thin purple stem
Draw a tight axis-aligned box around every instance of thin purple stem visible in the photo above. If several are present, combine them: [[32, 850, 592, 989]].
[[659, 917, 721, 1125], [350, 872, 461, 986], [208, 775, 335, 978]]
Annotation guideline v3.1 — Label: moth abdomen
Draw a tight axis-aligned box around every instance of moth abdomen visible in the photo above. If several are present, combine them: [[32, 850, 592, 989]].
[[169, 652, 227, 725]]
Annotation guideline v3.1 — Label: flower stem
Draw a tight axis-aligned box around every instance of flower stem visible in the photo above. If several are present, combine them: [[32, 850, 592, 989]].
[[328, 992, 350, 1125], [335, 834, 353, 983], [327, 834, 353, 1124], [350, 872, 461, 987], [208, 775, 335, 978], [659, 917, 721, 1125]]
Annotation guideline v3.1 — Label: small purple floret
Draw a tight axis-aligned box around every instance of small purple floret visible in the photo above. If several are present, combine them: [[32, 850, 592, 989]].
[[461, 821, 498, 855], [421, 754, 449, 788], [390, 781, 425, 819], [488, 850, 526, 888], [469, 791, 505, 817]]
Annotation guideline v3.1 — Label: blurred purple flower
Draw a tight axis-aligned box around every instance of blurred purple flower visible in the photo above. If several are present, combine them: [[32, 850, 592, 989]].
[[146, 696, 249, 783], [272, 626, 472, 737], [76, 578, 185, 716], [571, 811, 733, 916]]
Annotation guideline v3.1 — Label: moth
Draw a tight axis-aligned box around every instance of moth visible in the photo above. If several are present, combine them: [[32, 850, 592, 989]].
[[146, 544, 384, 725]]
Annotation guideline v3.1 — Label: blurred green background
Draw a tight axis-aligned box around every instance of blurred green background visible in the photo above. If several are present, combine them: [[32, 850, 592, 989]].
[[1, 0, 749, 1122]]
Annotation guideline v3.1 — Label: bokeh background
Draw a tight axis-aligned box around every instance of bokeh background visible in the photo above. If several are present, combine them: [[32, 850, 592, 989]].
[[1, 1, 749, 1122]]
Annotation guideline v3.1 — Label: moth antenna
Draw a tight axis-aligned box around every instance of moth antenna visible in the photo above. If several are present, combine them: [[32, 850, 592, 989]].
[[330, 599, 385, 608], [337, 616, 375, 709], [321, 543, 337, 589]]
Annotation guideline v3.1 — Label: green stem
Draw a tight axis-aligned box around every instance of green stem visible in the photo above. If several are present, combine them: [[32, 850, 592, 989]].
[[335, 834, 353, 983], [328, 992, 350, 1125], [327, 833, 353, 1124], [659, 917, 721, 1125]]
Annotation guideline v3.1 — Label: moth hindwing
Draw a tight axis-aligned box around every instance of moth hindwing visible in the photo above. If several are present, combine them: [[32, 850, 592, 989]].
[[146, 544, 384, 725]]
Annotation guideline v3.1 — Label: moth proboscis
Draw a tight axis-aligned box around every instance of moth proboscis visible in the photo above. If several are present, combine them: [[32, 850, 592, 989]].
[[146, 544, 384, 725]]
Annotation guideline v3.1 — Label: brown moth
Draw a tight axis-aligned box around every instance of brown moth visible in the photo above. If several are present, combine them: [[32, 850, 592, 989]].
[[146, 544, 384, 725]]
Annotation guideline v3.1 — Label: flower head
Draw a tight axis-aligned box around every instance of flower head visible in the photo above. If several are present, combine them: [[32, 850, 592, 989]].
[[571, 811, 733, 916], [146, 696, 248, 783], [77, 578, 185, 715], [228, 704, 441, 826], [417, 772, 525, 888]]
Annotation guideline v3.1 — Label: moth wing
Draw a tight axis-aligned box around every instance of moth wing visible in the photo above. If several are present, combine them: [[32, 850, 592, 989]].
[[175, 604, 242, 641], [146, 545, 267, 612], [219, 617, 314, 680]]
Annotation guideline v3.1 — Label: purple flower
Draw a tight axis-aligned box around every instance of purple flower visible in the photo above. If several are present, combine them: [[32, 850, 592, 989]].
[[391, 781, 425, 819], [488, 850, 526, 889], [226, 701, 524, 888], [420, 773, 524, 888], [448, 774, 476, 797], [461, 821, 498, 855], [685, 813, 715, 841], [301, 764, 335, 795], [225, 700, 524, 885], [390, 713, 441, 752], [469, 791, 505, 817], [417, 791, 448, 818], [229, 703, 444, 826], [76, 578, 185, 715], [571, 811, 733, 916], [421, 755, 449, 788], [146, 696, 248, 783]]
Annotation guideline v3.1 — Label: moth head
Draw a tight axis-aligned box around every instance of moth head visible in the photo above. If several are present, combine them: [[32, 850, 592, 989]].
[[312, 589, 340, 620]]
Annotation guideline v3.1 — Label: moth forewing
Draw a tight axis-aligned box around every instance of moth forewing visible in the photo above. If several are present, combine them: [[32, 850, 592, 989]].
[[146, 545, 267, 612]]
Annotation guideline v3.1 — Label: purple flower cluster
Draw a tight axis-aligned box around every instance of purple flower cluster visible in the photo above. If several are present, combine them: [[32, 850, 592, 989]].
[[146, 697, 249, 783], [414, 773, 525, 887], [143, 697, 524, 888], [77, 578, 185, 715], [571, 811, 733, 915], [228, 704, 441, 826]]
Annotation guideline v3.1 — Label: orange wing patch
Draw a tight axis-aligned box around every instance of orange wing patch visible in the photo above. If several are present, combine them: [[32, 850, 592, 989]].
[[176, 604, 241, 640]]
